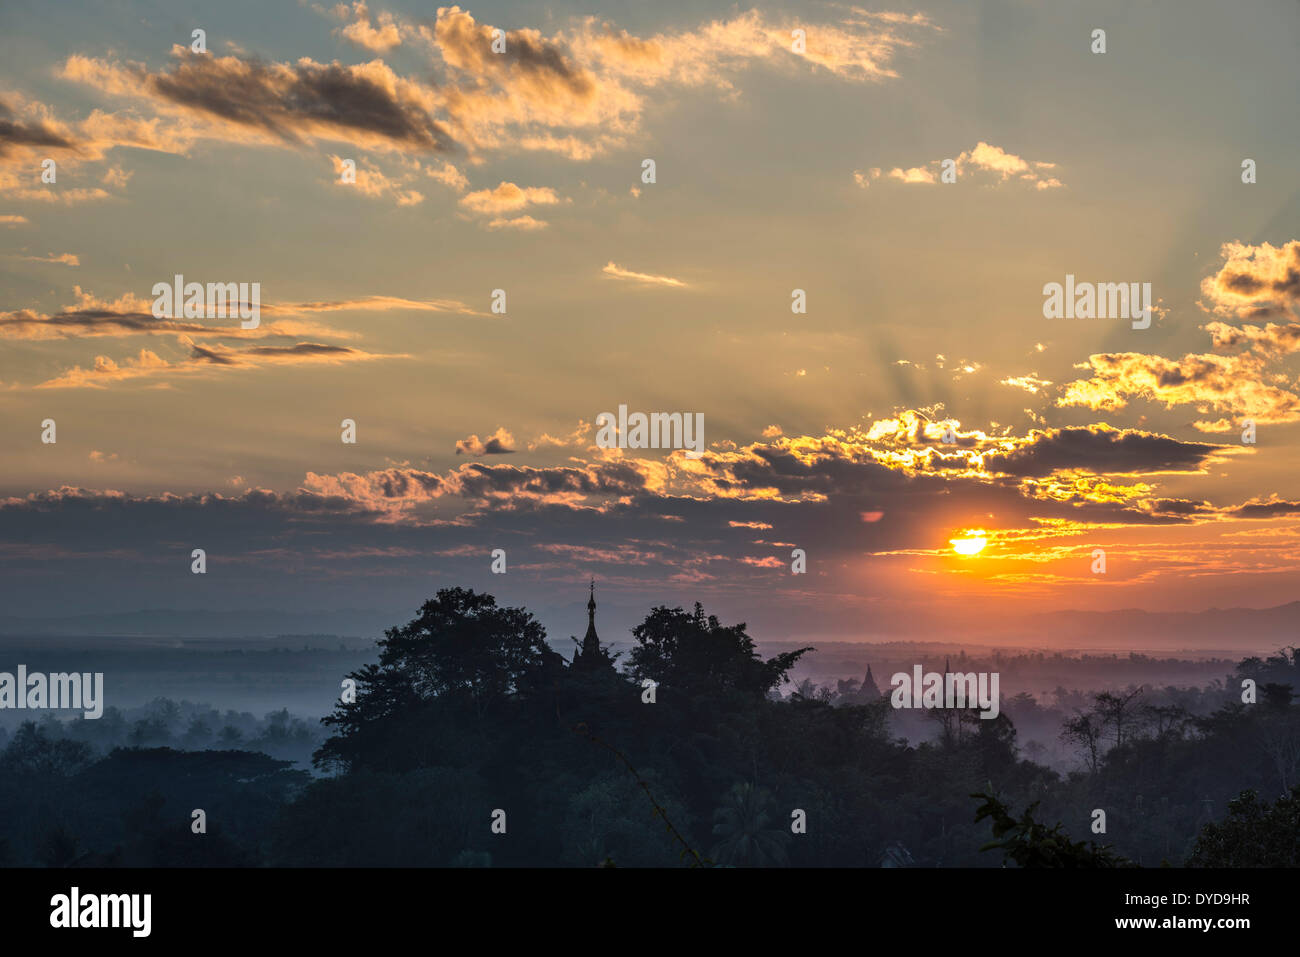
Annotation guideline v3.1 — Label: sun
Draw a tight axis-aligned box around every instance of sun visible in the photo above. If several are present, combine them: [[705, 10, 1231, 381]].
[[950, 531, 989, 556]]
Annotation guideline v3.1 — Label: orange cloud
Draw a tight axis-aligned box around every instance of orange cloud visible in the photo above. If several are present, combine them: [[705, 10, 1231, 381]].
[[36, 339, 403, 389], [602, 261, 687, 287], [16, 252, 79, 265], [487, 215, 548, 230], [460, 182, 563, 215], [1059, 240, 1300, 430], [1199, 240, 1300, 321], [0, 286, 361, 343], [335, 1, 402, 53], [61, 49, 455, 155], [47, 6, 936, 173], [328, 154, 424, 205], [854, 141, 1063, 189], [455, 427, 516, 456]]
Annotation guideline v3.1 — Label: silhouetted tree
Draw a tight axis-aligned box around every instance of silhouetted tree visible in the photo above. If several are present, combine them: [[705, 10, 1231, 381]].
[[1060, 711, 1105, 774], [710, 782, 790, 866], [1188, 787, 1300, 866], [626, 602, 810, 698], [317, 587, 561, 772], [972, 792, 1130, 867]]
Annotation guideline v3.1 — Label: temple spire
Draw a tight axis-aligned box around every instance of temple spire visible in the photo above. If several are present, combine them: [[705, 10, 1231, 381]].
[[572, 579, 614, 675]]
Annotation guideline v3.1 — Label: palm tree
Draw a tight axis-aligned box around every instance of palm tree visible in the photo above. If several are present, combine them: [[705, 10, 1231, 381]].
[[709, 782, 790, 866]]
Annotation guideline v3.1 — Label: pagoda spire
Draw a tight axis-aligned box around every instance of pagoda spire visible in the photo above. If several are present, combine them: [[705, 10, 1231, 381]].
[[584, 578, 597, 642], [571, 579, 614, 675]]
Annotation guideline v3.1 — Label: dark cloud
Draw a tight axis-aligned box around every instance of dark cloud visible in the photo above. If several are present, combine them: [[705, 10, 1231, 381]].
[[246, 343, 353, 357], [0, 98, 76, 156], [189, 342, 238, 364], [1227, 498, 1300, 519], [140, 51, 455, 151], [0, 440, 1283, 624], [983, 426, 1224, 476], [455, 429, 516, 456], [1143, 498, 1215, 517], [0, 308, 156, 338], [435, 10, 595, 99]]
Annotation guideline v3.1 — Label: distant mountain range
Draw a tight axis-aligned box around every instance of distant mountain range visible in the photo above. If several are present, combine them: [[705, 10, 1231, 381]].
[[0, 601, 1293, 655], [1011, 602, 1299, 653], [0, 608, 392, 639]]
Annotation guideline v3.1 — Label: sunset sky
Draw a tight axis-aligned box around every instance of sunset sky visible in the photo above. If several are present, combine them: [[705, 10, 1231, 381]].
[[1, 0, 1297, 644]]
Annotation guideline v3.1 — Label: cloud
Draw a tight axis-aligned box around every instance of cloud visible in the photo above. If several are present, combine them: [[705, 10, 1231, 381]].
[[884, 166, 934, 184], [1205, 319, 1300, 357], [260, 294, 485, 317], [425, 159, 468, 191], [1059, 349, 1300, 430], [1199, 240, 1300, 321], [566, 7, 937, 86], [0, 215, 28, 226], [100, 166, 132, 188], [0, 97, 76, 156], [1059, 240, 1300, 430], [328, 154, 423, 205], [854, 141, 1063, 189], [527, 420, 591, 451], [16, 252, 79, 266], [49, 6, 935, 173], [2, 187, 111, 204], [487, 215, 548, 230], [459, 182, 563, 215], [1226, 496, 1300, 519], [412, 6, 937, 160], [1000, 374, 1053, 394], [455, 427, 516, 456], [0, 287, 487, 356], [602, 261, 687, 287], [456, 181, 564, 229], [2, 413, 1292, 616], [35, 339, 402, 389], [0, 286, 367, 343], [301, 458, 649, 513], [0, 95, 189, 204], [62, 49, 456, 155], [335, 1, 402, 53], [980, 425, 1227, 477], [257, 420, 1266, 567]]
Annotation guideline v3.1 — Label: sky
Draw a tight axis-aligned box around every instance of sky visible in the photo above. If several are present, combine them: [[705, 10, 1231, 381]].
[[0, 0, 1297, 646]]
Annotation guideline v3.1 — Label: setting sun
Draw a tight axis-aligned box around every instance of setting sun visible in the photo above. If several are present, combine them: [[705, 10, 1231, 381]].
[[951, 532, 989, 556]]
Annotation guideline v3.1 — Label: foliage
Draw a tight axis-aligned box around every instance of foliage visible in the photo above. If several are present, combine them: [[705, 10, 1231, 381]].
[[972, 792, 1131, 868], [1187, 786, 1300, 867]]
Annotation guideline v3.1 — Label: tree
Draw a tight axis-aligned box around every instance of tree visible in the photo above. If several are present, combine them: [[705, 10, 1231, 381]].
[[626, 602, 810, 698], [972, 792, 1130, 867], [317, 588, 561, 772], [1140, 703, 1189, 740], [0, 722, 94, 777], [1256, 706, 1300, 795], [1094, 687, 1145, 748], [1187, 787, 1300, 866], [710, 782, 790, 866], [1060, 711, 1105, 774]]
